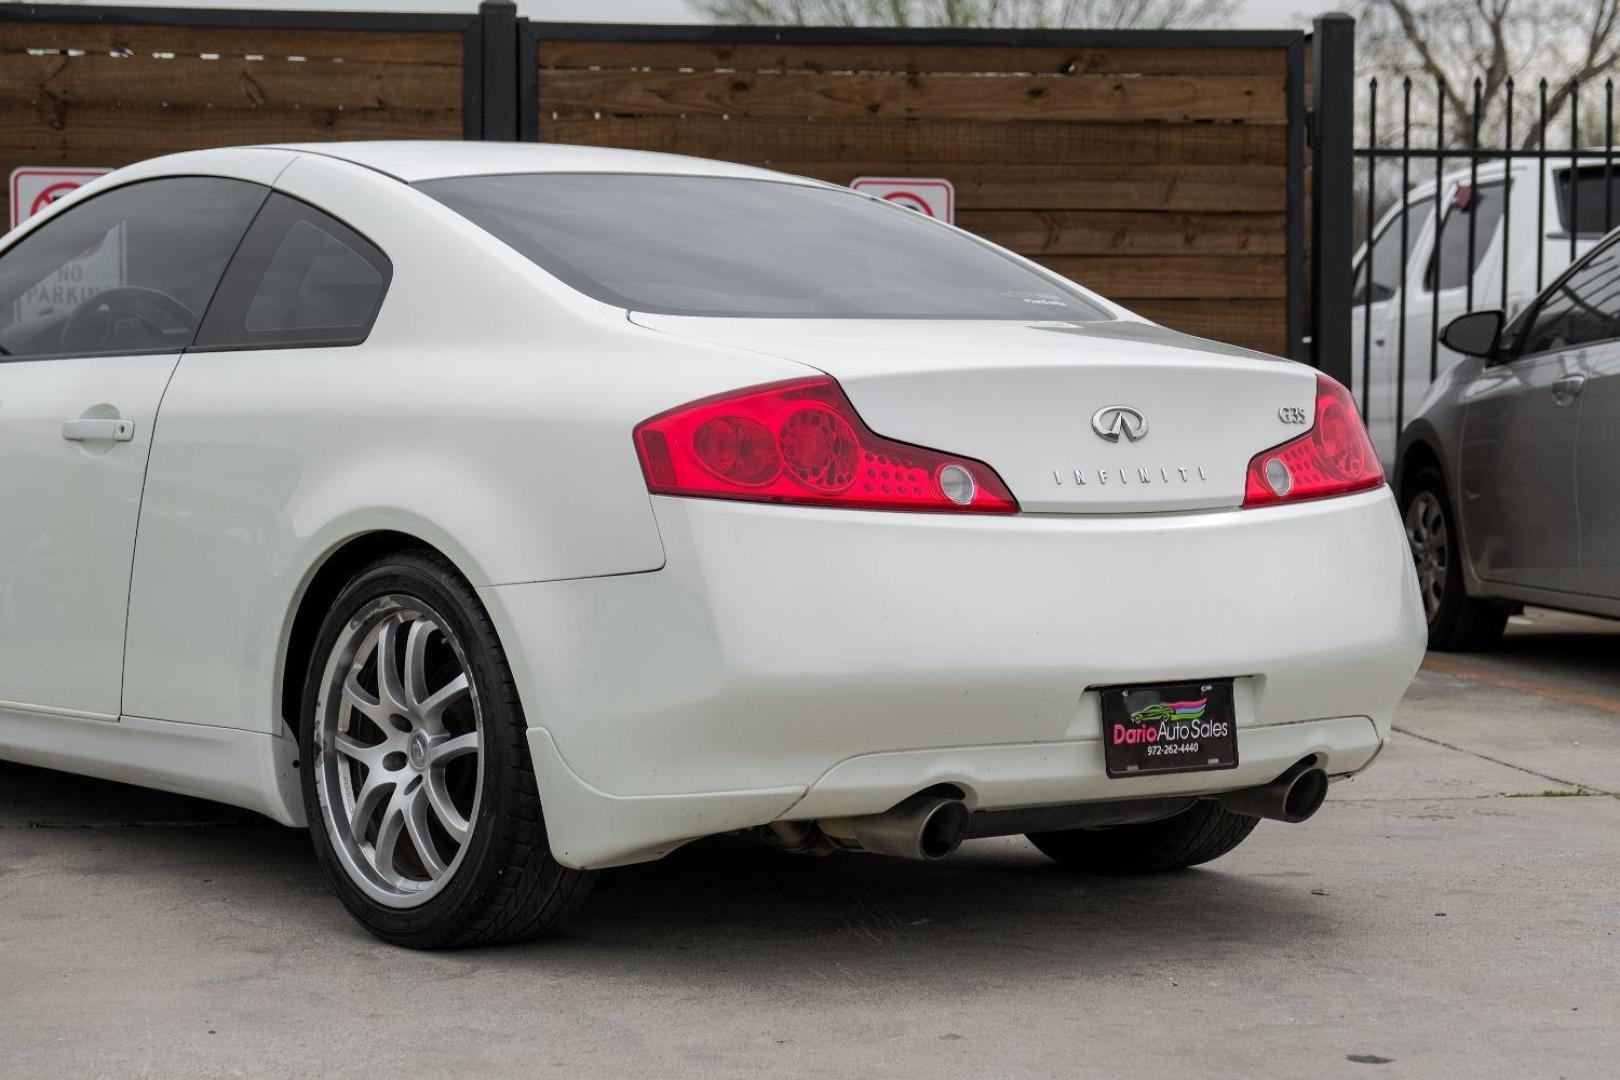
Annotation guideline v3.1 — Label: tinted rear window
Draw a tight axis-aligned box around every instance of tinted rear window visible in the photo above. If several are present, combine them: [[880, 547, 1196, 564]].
[[416, 173, 1111, 321], [1556, 167, 1620, 236]]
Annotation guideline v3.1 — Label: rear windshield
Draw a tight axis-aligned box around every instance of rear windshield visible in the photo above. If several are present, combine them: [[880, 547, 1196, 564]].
[[416, 173, 1111, 321]]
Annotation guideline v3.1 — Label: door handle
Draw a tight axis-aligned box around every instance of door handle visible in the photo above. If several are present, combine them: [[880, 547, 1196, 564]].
[[62, 418, 135, 442], [1551, 375, 1587, 405]]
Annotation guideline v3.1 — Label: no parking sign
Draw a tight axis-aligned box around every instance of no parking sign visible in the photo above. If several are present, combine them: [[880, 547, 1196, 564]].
[[9, 167, 112, 231], [850, 177, 955, 224]]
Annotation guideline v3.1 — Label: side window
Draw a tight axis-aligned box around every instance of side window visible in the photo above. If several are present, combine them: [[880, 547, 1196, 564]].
[[1352, 202, 1434, 306], [1516, 240, 1620, 357], [0, 177, 267, 360], [194, 193, 390, 350], [1425, 181, 1506, 292]]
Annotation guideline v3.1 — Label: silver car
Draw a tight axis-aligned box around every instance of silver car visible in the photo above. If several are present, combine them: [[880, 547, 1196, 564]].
[[1398, 229, 1620, 649]]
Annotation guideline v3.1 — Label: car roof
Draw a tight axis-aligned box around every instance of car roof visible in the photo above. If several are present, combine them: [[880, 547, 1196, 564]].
[[263, 140, 818, 186], [1395, 156, 1597, 200]]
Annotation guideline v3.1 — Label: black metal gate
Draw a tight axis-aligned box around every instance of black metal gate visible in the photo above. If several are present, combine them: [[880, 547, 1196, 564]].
[[1344, 67, 1618, 445]]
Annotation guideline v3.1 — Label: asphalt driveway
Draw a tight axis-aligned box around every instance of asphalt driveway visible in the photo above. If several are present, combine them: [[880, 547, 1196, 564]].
[[2, 611, 1617, 1080]]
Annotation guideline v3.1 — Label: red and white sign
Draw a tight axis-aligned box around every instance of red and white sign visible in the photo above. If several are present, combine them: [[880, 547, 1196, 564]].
[[850, 177, 955, 224], [9, 167, 112, 231]]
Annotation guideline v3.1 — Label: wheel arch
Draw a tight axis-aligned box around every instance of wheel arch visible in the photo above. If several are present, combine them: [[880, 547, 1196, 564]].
[[1395, 437, 1444, 505], [278, 529, 466, 734]]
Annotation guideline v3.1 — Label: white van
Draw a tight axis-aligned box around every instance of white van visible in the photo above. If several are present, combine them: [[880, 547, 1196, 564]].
[[1350, 160, 1615, 462]]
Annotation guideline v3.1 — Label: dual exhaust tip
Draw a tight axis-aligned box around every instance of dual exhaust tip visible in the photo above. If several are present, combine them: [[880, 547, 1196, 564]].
[[1215, 761, 1329, 824], [814, 762, 1329, 862]]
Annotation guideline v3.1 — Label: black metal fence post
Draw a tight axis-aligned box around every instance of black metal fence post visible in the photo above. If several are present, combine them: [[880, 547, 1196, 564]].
[[478, 0, 520, 141], [1395, 78, 1411, 436], [1310, 12, 1356, 385], [462, 7, 484, 139], [1361, 77, 1376, 415], [520, 20, 540, 141]]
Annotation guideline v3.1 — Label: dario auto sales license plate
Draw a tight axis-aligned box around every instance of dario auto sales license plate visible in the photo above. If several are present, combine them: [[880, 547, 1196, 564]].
[[1100, 679, 1238, 778]]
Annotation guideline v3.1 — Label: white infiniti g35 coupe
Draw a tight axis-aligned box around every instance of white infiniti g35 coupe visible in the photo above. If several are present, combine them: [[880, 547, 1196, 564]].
[[0, 142, 1426, 948]]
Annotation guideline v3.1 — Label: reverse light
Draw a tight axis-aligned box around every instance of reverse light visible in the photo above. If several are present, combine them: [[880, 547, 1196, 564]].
[[634, 377, 1019, 513], [1243, 375, 1384, 507]]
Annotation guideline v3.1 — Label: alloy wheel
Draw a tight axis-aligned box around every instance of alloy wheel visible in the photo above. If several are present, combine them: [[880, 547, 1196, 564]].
[[313, 595, 483, 908], [1405, 491, 1448, 623]]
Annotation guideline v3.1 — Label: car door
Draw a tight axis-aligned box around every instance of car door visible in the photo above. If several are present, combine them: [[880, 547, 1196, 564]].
[[120, 190, 392, 729], [1410, 178, 1508, 404], [1456, 242, 1610, 595], [1350, 203, 1423, 461], [0, 176, 266, 718], [1555, 240, 1620, 597]]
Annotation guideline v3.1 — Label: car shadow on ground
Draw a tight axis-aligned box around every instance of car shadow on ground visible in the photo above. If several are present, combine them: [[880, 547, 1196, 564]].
[[1, 760, 1339, 981], [1431, 609, 1620, 704], [1494, 628, 1620, 665], [536, 832, 1335, 981]]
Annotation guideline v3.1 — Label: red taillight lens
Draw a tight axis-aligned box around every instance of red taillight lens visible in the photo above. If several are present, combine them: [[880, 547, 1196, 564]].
[[635, 377, 1019, 513], [1242, 374, 1384, 507]]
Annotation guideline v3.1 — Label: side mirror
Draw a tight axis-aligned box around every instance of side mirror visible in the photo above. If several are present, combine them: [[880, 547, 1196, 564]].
[[1440, 310, 1505, 359]]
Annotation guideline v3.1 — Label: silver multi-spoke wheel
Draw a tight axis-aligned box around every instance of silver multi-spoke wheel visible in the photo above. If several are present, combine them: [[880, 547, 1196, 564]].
[[1405, 490, 1448, 623], [301, 553, 593, 948], [313, 595, 483, 908]]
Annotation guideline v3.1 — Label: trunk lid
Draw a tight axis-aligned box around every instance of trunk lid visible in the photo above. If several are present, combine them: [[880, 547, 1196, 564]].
[[629, 315, 1318, 513]]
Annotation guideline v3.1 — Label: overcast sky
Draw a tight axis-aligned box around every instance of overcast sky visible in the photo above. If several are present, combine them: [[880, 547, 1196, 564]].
[[89, 0, 1349, 29]]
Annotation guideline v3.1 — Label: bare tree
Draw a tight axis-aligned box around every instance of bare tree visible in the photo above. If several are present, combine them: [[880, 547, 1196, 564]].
[[1358, 0, 1620, 147], [692, 0, 1237, 30]]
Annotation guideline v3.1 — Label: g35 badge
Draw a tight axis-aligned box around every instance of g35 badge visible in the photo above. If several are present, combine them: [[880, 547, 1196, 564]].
[[1278, 405, 1309, 425]]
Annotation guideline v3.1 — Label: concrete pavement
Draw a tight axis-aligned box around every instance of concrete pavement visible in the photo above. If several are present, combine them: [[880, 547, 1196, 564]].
[[2, 613, 1618, 1079]]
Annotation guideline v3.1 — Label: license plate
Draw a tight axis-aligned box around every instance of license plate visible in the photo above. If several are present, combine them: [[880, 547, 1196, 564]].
[[1100, 679, 1238, 778]]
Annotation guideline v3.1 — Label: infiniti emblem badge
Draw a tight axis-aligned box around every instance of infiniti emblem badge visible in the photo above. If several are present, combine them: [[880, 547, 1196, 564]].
[[1091, 405, 1148, 443]]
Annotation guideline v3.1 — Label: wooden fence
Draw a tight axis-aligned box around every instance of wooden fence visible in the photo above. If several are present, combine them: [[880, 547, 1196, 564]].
[[1, 4, 1332, 362], [530, 27, 1307, 356], [0, 5, 480, 230]]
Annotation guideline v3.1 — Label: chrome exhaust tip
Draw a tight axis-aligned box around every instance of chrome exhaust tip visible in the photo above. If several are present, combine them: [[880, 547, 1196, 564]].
[[820, 794, 971, 861], [1216, 763, 1329, 824]]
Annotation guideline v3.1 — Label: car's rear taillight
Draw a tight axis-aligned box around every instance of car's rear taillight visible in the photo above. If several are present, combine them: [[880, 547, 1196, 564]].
[[1242, 374, 1384, 507], [634, 377, 1018, 513]]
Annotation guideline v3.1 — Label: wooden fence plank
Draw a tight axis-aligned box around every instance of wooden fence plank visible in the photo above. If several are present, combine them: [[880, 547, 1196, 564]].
[[958, 209, 1287, 255], [539, 116, 1285, 166], [769, 162, 1286, 211], [0, 25, 462, 65], [538, 69, 1286, 123], [1, 51, 461, 111], [0, 105, 462, 154], [1038, 255, 1285, 299], [536, 40, 1287, 77]]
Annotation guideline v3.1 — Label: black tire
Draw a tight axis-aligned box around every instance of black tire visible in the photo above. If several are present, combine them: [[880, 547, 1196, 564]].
[[299, 549, 594, 949], [1026, 801, 1259, 874], [1401, 467, 1508, 652]]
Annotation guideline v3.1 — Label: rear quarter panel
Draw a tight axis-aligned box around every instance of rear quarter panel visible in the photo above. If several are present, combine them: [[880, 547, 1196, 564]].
[[121, 154, 811, 732]]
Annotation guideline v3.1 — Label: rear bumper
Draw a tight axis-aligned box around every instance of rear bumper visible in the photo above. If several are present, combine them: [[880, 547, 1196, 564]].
[[486, 488, 1426, 869]]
